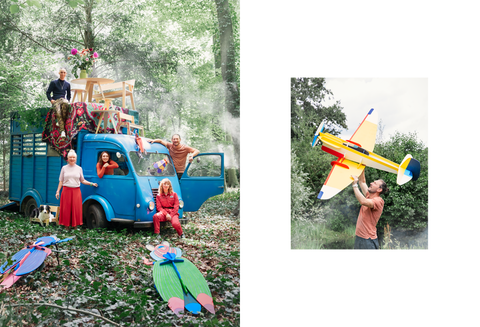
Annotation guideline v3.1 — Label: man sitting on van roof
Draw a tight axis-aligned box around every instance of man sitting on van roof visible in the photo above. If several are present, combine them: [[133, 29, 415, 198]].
[[46, 68, 71, 138], [148, 134, 199, 179]]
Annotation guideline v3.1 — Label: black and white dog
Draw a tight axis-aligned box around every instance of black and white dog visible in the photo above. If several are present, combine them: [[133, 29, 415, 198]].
[[31, 205, 55, 227]]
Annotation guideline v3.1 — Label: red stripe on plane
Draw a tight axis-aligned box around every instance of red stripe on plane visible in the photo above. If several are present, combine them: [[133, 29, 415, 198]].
[[345, 139, 362, 147], [324, 157, 348, 185], [349, 112, 369, 141], [321, 146, 344, 158], [331, 160, 349, 169]]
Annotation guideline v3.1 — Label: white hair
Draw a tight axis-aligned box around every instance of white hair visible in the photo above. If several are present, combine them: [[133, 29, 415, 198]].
[[67, 149, 77, 158]]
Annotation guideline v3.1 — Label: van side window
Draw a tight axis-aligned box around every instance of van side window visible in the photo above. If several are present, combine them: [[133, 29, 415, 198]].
[[113, 153, 129, 176], [186, 155, 222, 177]]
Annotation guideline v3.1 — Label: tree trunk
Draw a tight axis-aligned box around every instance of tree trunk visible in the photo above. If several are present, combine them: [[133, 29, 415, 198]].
[[215, 0, 239, 164], [215, 0, 239, 216]]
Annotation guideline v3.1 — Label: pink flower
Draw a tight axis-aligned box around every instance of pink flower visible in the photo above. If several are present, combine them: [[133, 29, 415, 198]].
[[85, 58, 89, 61], [71, 48, 78, 55], [93, 52, 99, 58]]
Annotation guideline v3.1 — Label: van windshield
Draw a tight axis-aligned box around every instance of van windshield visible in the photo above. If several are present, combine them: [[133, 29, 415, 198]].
[[128, 152, 175, 177]]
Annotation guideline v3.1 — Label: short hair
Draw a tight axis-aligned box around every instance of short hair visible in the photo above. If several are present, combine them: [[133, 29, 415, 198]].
[[59, 68, 67, 73], [172, 134, 181, 140], [378, 179, 389, 195]]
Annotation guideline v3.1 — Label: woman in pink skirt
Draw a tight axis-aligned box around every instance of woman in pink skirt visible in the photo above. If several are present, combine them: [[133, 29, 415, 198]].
[[55, 149, 98, 229]]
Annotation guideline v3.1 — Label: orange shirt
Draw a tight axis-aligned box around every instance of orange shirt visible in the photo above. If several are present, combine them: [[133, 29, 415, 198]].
[[355, 193, 384, 239], [165, 143, 196, 173], [96, 160, 119, 178]]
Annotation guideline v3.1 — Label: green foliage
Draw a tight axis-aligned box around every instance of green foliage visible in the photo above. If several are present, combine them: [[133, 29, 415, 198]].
[[291, 149, 314, 218], [0, 0, 240, 192], [291, 219, 356, 249], [291, 77, 347, 141], [318, 131, 428, 232], [320, 187, 361, 231], [290, 77, 348, 192], [372, 131, 428, 230], [290, 76, 428, 232], [0, 193, 239, 326]]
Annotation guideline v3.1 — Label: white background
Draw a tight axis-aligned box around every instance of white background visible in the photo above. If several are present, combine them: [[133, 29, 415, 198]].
[[241, 1, 479, 326]]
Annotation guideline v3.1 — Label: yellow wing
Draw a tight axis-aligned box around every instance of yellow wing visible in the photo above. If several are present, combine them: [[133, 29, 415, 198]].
[[348, 108, 378, 152], [317, 158, 365, 200]]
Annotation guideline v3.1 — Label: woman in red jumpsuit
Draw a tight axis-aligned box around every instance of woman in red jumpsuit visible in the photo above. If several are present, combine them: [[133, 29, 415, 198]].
[[153, 178, 183, 238]]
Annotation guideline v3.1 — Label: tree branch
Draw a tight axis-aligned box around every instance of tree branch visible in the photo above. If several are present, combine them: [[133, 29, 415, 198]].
[[0, 81, 38, 97], [6, 303, 120, 326], [5, 19, 54, 53]]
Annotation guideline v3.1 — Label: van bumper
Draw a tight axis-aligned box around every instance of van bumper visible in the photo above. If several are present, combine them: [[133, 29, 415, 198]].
[[110, 218, 153, 228]]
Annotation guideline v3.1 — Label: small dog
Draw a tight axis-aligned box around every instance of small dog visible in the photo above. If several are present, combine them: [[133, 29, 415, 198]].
[[31, 205, 55, 227]]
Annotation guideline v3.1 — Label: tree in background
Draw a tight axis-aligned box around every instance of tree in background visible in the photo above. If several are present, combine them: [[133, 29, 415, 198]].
[[0, 0, 240, 209], [291, 77, 347, 191], [291, 78, 428, 235], [372, 131, 428, 231], [291, 149, 314, 219]]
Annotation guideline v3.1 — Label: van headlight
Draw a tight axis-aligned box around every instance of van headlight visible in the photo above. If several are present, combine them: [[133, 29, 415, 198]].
[[149, 201, 155, 211], [179, 200, 184, 209]]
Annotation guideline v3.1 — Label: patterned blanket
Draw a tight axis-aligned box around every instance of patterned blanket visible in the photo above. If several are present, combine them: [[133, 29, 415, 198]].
[[42, 102, 130, 159]]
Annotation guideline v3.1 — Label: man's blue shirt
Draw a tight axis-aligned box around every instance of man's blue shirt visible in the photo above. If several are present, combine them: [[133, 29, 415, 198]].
[[46, 79, 71, 101]]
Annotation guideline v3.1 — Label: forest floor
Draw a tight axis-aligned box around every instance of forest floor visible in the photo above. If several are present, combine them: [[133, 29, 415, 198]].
[[0, 190, 240, 326], [291, 219, 428, 249]]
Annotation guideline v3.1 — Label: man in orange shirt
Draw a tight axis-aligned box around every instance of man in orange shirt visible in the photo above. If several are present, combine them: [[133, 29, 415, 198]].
[[148, 134, 199, 179], [351, 170, 389, 249]]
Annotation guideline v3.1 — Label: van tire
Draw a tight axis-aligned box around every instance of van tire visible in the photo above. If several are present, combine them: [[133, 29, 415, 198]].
[[86, 203, 107, 229], [23, 197, 37, 218]]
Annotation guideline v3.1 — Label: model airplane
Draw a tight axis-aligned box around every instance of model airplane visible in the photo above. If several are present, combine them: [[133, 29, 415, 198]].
[[312, 108, 421, 199]]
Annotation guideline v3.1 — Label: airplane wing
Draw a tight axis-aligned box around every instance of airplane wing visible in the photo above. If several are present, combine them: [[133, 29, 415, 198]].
[[348, 108, 378, 152], [317, 158, 366, 200]]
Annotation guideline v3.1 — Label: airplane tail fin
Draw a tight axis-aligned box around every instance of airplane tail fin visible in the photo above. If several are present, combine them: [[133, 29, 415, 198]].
[[397, 154, 421, 185], [312, 120, 326, 147]]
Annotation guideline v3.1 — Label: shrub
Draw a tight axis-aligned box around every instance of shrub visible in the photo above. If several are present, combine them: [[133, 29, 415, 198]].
[[291, 149, 314, 218]]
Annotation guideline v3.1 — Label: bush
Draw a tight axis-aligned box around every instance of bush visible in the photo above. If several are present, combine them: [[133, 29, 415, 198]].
[[306, 131, 428, 232], [291, 149, 314, 218], [365, 131, 428, 231]]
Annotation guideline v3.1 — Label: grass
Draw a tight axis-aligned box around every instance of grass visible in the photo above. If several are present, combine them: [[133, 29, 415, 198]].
[[0, 190, 240, 326], [291, 220, 356, 249], [291, 220, 427, 250]]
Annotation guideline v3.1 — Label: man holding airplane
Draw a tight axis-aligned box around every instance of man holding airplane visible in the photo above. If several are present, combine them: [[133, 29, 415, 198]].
[[351, 170, 388, 249]]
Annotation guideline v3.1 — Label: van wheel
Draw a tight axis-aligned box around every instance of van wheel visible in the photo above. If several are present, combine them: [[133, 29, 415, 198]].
[[23, 197, 37, 218], [86, 203, 107, 229]]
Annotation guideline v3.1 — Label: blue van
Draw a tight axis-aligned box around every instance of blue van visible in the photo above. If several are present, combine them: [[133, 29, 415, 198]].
[[6, 109, 225, 229]]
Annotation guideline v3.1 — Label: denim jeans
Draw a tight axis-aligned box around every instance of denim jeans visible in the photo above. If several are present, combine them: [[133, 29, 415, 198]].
[[354, 235, 379, 249]]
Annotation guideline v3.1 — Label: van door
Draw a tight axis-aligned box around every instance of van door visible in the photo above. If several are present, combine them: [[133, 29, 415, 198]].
[[180, 153, 225, 212], [82, 149, 136, 221]]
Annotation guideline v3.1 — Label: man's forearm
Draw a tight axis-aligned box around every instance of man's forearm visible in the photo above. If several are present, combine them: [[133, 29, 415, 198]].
[[359, 181, 368, 195], [353, 184, 373, 208], [152, 139, 166, 146]]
